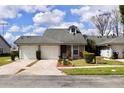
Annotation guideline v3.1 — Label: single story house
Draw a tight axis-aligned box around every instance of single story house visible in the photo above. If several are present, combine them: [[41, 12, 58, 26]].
[[15, 25, 124, 60], [15, 25, 87, 60], [0, 35, 11, 54], [98, 36, 124, 59]]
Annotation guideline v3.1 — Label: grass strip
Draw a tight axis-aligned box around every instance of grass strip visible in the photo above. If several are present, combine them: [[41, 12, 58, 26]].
[[60, 67, 124, 75]]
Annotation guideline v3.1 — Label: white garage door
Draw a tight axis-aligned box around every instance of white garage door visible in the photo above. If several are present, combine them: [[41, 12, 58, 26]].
[[41, 46, 60, 59], [20, 46, 38, 59]]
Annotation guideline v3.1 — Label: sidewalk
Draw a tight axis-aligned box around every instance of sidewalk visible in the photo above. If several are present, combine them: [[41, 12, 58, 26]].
[[58, 65, 124, 69], [0, 59, 35, 75]]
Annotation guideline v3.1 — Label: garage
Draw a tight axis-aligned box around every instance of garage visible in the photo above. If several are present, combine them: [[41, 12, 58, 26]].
[[20, 46, 38, 59], [41, 46, 60, 59]]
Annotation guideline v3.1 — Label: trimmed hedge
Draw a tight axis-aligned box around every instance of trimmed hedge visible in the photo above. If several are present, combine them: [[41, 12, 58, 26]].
[[112, 51, 118, 59], [83, 51, 95, 63], [10, 51, 16, 61], [36, 50, 41, 60]]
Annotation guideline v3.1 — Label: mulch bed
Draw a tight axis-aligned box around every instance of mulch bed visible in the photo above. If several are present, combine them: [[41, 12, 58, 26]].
[[57, 63, 74, 67]]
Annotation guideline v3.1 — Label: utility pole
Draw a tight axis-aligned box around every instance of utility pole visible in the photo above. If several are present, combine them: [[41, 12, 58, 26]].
[[0, 23, 8, 36]]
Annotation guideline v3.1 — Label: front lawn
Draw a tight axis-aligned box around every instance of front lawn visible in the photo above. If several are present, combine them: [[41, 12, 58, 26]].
[[70, 57, 124, 66], [0, 56, 12, 66], [60, 67, 124, 75], [70, 59, 97, 66]]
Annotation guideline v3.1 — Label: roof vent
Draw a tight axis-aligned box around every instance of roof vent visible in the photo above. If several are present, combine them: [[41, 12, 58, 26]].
[[21, 37, 23, 39]]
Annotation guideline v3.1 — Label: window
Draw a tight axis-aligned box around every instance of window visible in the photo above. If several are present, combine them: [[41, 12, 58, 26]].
[[73, 46, 78, 55], [73, 50, 78, 54], [0, 48, 3, 54]]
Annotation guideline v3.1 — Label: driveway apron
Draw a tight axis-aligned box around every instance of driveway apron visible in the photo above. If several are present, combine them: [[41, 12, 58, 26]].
[[0, 60, 35, 75], [17, 60, 65, 75]]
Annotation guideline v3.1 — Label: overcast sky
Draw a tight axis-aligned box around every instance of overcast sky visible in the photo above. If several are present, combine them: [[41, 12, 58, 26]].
[[0, 5, 119, 44]]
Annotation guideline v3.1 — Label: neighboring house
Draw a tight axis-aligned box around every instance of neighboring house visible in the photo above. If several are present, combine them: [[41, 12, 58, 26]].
[[86, 36, 124, 59], [98, 36, 124, 59], [86, 36, 114, 58], [15, 26, 87, 60], [0, 35, 11, 54]]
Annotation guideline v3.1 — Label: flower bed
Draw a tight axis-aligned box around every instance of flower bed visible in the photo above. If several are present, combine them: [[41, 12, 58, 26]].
[[57, 62, 74, 67]]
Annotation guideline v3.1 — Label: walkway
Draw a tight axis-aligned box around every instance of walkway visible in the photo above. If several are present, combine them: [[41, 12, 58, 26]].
[[17, 60, 65, 75], [0, 59, 35, 75], [58, 65, 124, 69]]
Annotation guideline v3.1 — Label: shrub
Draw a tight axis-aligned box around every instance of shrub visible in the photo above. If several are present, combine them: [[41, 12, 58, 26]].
[[86, 39, 96, 53], [0, 53, 10, 57], [79, 51, 83, 58], [63, 58, 70, 65], [58, 56, 62, 64], [15, 51, 19, 58], [112, 52, 118, 59], [83, 51, 95, 63], [36, 50, 41, 60], [10, 51, 16, 61]]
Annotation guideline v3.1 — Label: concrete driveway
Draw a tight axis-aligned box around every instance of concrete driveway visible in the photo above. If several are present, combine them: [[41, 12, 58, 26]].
[[17, 60, 65, 75], [0, 59, 35, 75]]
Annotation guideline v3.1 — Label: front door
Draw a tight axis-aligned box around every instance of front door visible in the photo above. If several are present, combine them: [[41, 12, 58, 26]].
[[73, 45, 79, 59]]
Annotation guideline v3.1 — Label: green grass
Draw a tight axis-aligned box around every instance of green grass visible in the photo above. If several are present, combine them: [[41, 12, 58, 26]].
[[71, 59, 97, 66], [0, 56, 12, 66], [60, 67, 124, 75], [70, 57, 124, 66], [101, 60, 124, 65]]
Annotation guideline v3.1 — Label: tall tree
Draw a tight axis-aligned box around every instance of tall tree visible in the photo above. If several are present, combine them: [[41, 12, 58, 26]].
[[111, 9, 120, 36], [119, 5, 124, 36], [91, 13, 111, 36]]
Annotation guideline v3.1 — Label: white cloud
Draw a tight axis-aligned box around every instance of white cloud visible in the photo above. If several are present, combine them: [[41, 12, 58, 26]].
[[0, 5, 54, 20], [4, 33, 13, 40], [0, 6, 20, 20], [21, 25, 33, 32], [3, 32, 19, 44], [71, 6, 90, 15], [33, 27, 46, 33], [50, 21, 84, 30], [19, 5, 53, 13], [82, 28, 99, 36], [24, 32, 37, 36], [33, 9, 65, 25], [71, 5, 119, 22], [9, 25, 20, 32]]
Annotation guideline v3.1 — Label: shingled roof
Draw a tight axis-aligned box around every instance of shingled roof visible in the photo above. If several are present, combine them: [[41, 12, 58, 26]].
[[42, 28, 87, 45], [15, 28, 87, 45], [87, 36, 114, 45], [0, 35, 11, 48], [98, 36, 124, 45]]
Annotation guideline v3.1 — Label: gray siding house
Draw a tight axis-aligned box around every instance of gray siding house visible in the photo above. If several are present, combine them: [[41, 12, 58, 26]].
[[15, 25, 124, 60], [15, 26, 87, 60], [0, 35, 11, 54]]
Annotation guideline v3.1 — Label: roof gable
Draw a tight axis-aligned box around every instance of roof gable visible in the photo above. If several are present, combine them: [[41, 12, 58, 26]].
[[15, 28, 87, 45], [98, 36, 124, 45], [0, 35, 11, 48], [43, 28, 87, 44]]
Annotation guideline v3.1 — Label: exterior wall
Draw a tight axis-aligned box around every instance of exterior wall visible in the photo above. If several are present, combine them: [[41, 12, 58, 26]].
[[19, 44, 84, 60], [79, 45, 85, 58], [19, 45, 38, 59], [111, 45, 124, 59], [100, 47, 113, 58], [0, 37, 10, 54], [40, 45, 60, 59], [71, 45, 85, 59]]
